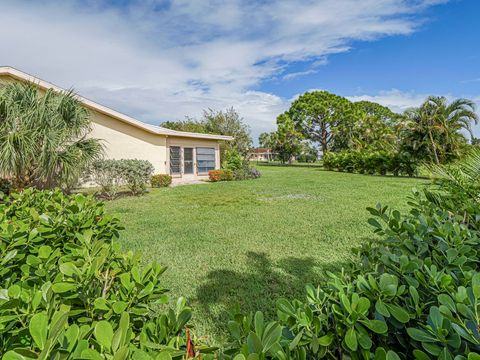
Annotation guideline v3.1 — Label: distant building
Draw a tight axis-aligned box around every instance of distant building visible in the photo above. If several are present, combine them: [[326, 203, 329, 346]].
[[250, 148, 275, 161]]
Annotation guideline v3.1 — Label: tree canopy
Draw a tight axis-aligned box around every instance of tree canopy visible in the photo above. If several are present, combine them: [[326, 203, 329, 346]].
[[288, 91, 353, 153], [262, 90, 478, 166], [161, 107, 252, 156]]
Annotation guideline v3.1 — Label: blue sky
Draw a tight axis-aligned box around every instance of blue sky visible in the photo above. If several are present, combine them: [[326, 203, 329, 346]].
[[260, 0, 479, 101], [0, 0, 478, 140]]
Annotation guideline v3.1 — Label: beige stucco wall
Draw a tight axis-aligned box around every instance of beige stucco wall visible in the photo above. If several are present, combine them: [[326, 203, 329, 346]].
[[89, 111, 168, 174]]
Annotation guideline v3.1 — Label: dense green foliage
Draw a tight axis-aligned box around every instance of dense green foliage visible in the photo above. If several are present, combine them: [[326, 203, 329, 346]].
[[0, 83, 103, 190], [108, 166, 422, 341], [260, 91, 477, 168], [8, 161, 478, 358], [151, 174, 173, 188], [323, 150, 417, 176], [271, 114, 304, 164], [89, 159, 154, 198], [222, 149, 262, 180], [0, 189, 214, 359]]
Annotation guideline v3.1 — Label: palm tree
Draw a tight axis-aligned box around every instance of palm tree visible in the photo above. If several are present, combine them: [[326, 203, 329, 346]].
[[401, 96, 478, 164], [0, 82, 103, 190]]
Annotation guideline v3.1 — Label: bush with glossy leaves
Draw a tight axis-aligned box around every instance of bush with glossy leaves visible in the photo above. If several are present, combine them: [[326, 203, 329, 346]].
[[0, 189, 214, 359]]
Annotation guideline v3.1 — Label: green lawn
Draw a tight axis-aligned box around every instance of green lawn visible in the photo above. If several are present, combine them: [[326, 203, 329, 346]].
[[107, 166, 427, 342]]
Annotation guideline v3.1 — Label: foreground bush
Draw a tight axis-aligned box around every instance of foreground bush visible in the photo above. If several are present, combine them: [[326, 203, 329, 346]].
[[3, 154, 480, 359], [151, 174, 173, 187], [219, 161, 480, 358], [89, 159, 154, 198], [323, 150, 417, 177], [0, 189, 213, 359]]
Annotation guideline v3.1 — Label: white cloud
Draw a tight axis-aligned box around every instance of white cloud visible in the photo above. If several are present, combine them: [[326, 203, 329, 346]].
[[0, 0, 449, 140], [283, 70, 318, 81], [347, 89, 429, 113]]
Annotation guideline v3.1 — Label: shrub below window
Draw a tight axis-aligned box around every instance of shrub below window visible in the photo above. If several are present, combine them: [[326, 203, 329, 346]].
[[89, 159, 154, 198], [151, 174, 172, 187], [208, 169, 233, 182], [323, 150, 418, 177]]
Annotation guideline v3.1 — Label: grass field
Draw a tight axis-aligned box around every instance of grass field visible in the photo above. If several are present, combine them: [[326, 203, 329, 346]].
[[107, 166, 427, 342]]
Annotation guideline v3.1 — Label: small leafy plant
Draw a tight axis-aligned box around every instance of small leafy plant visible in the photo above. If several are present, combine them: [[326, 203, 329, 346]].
[[151, 174, 173, 187]]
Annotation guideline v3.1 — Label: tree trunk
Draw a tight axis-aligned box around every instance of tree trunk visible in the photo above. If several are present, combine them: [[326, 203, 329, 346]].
[[428, 129, 440, 164], [321, 124, 328, 154]]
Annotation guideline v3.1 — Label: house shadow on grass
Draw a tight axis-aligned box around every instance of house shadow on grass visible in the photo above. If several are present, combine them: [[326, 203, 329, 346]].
[[194, 251, 346, 336]]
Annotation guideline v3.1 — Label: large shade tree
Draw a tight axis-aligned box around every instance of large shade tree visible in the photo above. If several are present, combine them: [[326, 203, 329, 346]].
[[0, 83, 103, 189], [400, 96, 478, 164], [288, 91, 353, 154]]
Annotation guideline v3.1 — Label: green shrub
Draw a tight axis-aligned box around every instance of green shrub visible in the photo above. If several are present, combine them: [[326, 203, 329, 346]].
[[90, 159, 154, 198], [222, 149, 243, 172], [151, 174, 172, 187], [0, 189, 214, 359], [119, 159, 154, 195], [221, 169, 234, 181], [233, 163, 262, 180], [208, 169, 234, 182], [323, 150, 418, 177], [221, 180, 480, 359], [89, 159, 123, 199]]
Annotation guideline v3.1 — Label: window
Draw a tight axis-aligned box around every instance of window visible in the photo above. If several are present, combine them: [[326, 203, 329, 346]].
[[170, 146, 181, 175], [184, 148, 194, 174], [196, 147, 215, 173]]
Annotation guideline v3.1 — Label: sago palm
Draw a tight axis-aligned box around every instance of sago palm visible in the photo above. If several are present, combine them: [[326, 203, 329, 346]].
[[0, 82, 103, 189]]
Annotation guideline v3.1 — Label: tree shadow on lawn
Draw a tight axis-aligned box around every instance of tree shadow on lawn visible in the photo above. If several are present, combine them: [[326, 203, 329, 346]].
[[194, 251, 347, 337]]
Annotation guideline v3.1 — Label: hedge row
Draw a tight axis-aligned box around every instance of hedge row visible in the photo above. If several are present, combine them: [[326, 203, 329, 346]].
[[89, 159, 154, 198], [209, 167, 261, 182], [323, 150, 418, 177]]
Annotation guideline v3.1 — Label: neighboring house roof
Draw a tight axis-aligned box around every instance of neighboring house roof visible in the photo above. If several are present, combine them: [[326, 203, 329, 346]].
[[0, 66, 233, 141], [253, 148, 272, 153]]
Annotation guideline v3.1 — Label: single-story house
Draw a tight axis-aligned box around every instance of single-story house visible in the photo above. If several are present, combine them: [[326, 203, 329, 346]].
[[0, 66, 232, 180], [250, 148, 275, 162]]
